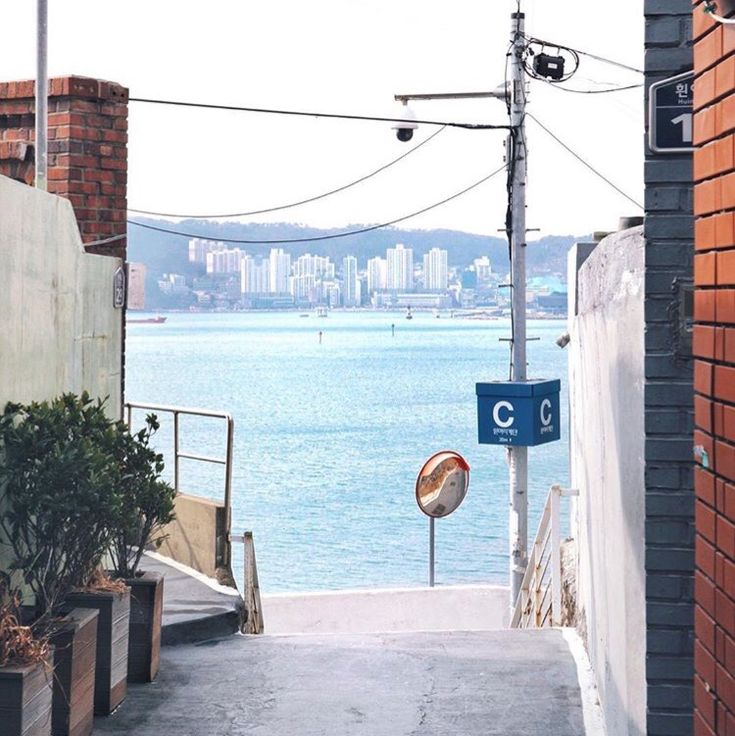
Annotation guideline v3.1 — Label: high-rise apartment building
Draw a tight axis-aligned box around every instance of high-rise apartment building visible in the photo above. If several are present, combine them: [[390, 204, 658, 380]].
[[293, 254, 335, 281], [342, 255, 358, 306], [423, 248, 448, 291], [269, 248, 291, 294], [206, 248, 243, 275], [367, 257, 387, 293], [240, 256, 270, 295], [291, 254, 335, 303], [189, 238, 225, 264], [473, 256, 492, 283], [386, 244, 413, 291]]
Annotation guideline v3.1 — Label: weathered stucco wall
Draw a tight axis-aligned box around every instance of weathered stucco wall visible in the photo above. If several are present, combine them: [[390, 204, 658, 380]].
[[568, 228, 647, 736], [0, 174, 122, 411], [158, 493, 231, 582]]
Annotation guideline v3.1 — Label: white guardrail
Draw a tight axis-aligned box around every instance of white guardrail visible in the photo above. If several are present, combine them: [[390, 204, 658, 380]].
[[511, 484, 578, 628]]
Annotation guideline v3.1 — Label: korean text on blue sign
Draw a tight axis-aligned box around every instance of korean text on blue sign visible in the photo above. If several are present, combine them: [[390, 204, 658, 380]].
[[475, 379, 561, 447]]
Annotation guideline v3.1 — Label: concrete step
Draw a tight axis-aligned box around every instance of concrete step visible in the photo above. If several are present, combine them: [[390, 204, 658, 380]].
[[140, 551, 244, 645], [261, 584, 510, 635], [95, 629, 590, 735]]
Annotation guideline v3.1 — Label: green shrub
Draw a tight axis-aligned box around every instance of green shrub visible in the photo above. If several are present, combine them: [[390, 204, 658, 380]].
[[0, 393, 123, 623], [107, 414, 175, 579]]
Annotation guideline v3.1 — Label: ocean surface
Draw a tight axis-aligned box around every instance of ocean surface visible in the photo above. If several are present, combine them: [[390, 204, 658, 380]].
[[125, 311, 569, 594]]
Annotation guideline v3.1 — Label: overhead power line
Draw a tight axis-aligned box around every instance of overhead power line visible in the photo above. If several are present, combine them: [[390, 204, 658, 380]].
[[129, 126, 447, 219], [527, 113, 643, 210], [533, 78, 643, 95], [128, 96, 512, 131], [127, 163, 508, 245]]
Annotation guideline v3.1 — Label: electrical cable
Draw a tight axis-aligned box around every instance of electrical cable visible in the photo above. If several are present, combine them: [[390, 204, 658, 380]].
[[83, 233, 127, 248], [530, 77, 643, 95], [704, 0, 735, 24], [128, 96, 511, 131], [129, 126, 447, 219], [523, 42, 580, 83], [522, 34, 643, 75], [127, 163, 508, 245], [527, 113, 643, 210]]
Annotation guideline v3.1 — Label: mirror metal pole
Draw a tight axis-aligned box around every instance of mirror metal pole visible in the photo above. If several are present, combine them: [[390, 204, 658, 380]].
[[429, 516, 435, 587]]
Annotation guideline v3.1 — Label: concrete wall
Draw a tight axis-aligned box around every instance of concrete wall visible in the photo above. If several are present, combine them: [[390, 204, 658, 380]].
[[0, 174, 122, 410], [158, 493, 231, 582], [568, 228, 647, 736]]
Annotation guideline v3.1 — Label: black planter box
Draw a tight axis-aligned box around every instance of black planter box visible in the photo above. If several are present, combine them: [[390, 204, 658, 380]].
[[125, 571, 163, 683]]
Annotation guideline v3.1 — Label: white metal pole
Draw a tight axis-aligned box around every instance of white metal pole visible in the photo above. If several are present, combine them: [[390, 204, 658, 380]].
[[35, 0, 48, 191], [508, 10, 528, 610]]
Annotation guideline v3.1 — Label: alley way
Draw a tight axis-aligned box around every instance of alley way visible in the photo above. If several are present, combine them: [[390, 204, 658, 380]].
[[95, 629, 587, 735]]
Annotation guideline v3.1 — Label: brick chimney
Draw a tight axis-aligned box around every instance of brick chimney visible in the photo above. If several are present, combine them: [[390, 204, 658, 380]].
[[0, 76, 128, 259]]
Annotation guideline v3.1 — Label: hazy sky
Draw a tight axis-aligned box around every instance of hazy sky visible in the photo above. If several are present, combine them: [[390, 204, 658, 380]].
[[1, 1, 644, 239]]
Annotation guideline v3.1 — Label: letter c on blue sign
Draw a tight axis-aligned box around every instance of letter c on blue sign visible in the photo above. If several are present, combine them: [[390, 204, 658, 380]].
[[540, 398, 552, 427], [493, 400, 514, 428]]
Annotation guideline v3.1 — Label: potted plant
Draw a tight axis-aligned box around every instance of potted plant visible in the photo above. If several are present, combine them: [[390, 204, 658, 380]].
[[0, 393, 128, 723], [0, 577, 53, 736], [107, 414, 175, 683]]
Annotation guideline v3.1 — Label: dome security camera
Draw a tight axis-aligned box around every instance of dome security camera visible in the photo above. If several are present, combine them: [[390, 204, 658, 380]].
[[555, 332, 570, 349], [391, 101, 418, 143]]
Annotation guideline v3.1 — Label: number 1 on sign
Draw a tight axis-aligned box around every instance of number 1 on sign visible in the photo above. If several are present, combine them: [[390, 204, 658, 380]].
[[671, 113, 693, 144]]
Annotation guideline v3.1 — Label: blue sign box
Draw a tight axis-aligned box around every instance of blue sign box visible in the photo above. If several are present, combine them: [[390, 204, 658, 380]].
[[476, 379, 561, 447]]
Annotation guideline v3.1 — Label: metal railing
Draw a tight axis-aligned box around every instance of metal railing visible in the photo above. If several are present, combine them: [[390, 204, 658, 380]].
[[511, 484, 577, 628], [230, 531, 264, 634], [124, 401, 234, 512]]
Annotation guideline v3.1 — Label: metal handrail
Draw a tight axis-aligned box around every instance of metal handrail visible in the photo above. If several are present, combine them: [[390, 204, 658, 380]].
[[124, 401, 234, 513], [511, 484, 578, 628]]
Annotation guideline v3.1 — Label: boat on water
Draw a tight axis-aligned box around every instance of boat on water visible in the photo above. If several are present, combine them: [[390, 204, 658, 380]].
[[405, 306, 413, 320], [127, 314, 167, 324], [315, 307, 328, 318]]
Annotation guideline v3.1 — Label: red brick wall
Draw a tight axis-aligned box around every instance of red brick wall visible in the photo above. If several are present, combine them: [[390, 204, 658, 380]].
[[693, 3, 735, 735], [0, 75, 128, 259]]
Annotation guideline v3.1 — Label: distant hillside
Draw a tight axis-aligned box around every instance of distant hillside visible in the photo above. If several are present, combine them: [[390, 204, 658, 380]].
[[127, 218, 584, 279]]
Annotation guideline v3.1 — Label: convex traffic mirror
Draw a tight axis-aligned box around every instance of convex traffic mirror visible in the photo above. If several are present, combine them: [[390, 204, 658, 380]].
[[415, 451, 470, 518]]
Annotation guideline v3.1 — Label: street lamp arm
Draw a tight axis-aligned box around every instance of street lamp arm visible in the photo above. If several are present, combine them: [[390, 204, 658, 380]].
[[395, 85, 509, 103]]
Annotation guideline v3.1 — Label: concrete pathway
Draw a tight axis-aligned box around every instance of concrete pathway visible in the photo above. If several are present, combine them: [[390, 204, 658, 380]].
[[141, 551, 243, 643], [95, 629, 586, 735]]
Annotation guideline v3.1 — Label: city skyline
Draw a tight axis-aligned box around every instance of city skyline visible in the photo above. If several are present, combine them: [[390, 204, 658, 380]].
[[145, 236, 573, 312]]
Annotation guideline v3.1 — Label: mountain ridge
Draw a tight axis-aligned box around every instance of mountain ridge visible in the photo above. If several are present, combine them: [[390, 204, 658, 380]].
[[128, 218, 585, 278]]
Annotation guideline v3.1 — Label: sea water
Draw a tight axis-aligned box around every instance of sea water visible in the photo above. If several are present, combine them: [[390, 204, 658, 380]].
[[125, 311, 569, 593]]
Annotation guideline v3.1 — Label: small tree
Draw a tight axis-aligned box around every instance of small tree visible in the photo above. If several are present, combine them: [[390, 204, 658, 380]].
[[0, 393, 123, 625], [108, 414, 175, 579]]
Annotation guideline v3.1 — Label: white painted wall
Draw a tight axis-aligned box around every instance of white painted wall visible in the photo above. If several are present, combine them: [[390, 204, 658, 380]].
[[567, 228, 646, 736], [0, 174, 122, 411]]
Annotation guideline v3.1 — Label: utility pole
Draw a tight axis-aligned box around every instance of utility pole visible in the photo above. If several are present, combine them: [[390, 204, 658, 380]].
[[507, 11, 529, 608], [35, 0, 48, 191], [394, 9, 531, 609]]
